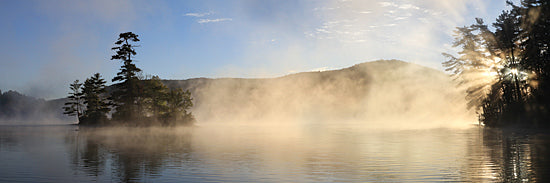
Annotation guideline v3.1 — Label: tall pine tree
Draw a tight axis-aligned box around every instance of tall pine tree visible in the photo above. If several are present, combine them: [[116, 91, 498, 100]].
[[110, 32, 143, 122], [63, 80, 84, 123]]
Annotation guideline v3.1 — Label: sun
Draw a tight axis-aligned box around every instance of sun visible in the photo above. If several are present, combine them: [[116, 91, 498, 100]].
[[510, 68, 519, 75]]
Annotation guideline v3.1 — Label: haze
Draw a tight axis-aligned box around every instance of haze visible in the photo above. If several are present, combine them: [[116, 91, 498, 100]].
[[0, 0, 513, 99]]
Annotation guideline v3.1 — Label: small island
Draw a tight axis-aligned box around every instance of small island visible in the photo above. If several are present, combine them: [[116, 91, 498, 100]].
[[62, 32, 194, 126]]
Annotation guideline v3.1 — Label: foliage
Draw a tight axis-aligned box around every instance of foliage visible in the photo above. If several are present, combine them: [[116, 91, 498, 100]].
[[110, 32, 143, 122], [141, 76, 195, 125], [142, 76, 169, 120], [63, 80, 84, 122], [80, 73, 110, 125], [163, 88, 194, 125], [442, 20, 500, 110], [443, 0, 550, 128]]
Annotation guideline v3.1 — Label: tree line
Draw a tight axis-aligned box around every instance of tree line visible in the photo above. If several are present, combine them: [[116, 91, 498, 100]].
[[443, 0, 549, 128], [63, 32, 194, 126]]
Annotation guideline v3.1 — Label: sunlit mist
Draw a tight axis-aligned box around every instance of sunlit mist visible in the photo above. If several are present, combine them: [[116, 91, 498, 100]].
[[169, 60, 476, 130]]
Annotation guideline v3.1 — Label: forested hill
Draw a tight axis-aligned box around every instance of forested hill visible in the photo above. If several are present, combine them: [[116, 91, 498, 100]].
[[161, 60, 473, 125], [0, 90, 71, 124]]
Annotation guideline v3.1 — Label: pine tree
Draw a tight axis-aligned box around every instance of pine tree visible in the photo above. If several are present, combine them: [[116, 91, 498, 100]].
[[519, 0, 550, 126], [80, 73, 110, 125], [164, 88, 194, 125], [63, 80, 84, 123], [110, 32, 143, 122], [444, 0, 550, 127], [442, 22, 500, 110], [143, 75, 169, 121]]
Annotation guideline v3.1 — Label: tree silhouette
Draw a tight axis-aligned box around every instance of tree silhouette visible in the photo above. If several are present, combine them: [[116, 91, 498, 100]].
[[141, 76, 195, 125], [63, 80, 84, 123], [80, 73, 110, 125], [444, 0, 550, 127], [520, 0, 550, 126], [142, 76, 168, 121], [164, 88, 194, 125], [110, 32, 143, 122], [442, 21, 500, 110]]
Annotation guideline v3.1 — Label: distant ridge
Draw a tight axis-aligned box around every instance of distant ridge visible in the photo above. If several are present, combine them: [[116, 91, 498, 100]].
[[0, 90, 71, 124]]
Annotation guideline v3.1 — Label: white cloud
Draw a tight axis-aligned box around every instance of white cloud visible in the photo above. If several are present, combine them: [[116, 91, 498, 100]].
[[379, 2, 398, 7], [183, 11, 232, 24], [313, 6, 340, 11], [197, 18, 233, 24], [184, 12, 212, 17], [394, 17, 408, 20], [398, 4, 420, 10]]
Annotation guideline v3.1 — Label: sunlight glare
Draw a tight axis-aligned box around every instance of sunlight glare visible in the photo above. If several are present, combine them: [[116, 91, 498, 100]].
[[510, 68, 519, 75]]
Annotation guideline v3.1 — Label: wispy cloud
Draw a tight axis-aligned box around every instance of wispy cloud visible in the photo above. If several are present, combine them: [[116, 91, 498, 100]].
[[183, 11, 232, 24], [357, 11, 372, 14], [184, 12, 212, 17], [379, 2, 397, 7], [398, 4, 420, 10], [197, 18, 232, 24], [299, 0, 501, 71]]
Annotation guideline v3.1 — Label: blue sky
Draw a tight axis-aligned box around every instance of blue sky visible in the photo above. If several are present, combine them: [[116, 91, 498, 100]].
[[0, 0, 513, 99]]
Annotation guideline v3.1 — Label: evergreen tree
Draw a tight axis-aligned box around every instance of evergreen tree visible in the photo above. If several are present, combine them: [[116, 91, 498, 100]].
[[444, 0, 550, 127], [519, 0, 550, 126], [143, 76, 169, 121], [164, 88, 194, 125], [110, 32, 143, 122], [442, 21, 500, 110], [105, 32, 195, 126], [80, 73, 110, 125], [63, 80, 84, 123]]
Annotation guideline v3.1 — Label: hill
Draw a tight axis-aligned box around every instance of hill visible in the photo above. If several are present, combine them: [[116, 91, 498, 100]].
[[161, 60, 473, 127], [0, 90, 71, 124]]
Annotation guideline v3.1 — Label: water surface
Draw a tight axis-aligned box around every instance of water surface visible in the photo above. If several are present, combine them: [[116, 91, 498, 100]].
[[0, 124, 549, 182]]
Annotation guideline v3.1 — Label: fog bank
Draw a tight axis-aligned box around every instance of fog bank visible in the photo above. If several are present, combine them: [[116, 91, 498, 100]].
[[165, 60, 474, 129]]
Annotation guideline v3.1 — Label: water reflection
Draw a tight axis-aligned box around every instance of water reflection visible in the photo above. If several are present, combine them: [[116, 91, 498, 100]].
[[479, 128, 550, 182], [0, 125, 549, 182], [64, 127, 193, 182]]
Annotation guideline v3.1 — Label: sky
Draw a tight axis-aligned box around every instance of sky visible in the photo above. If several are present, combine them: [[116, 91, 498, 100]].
[[0, 0, 514, 99]]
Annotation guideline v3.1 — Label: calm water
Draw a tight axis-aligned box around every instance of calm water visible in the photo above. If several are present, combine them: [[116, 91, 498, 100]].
[[0, 124, 549, 182]]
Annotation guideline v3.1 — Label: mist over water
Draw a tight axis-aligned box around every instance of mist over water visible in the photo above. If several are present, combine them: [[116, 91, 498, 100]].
[[1, 125, 549, 182], [0, 60, 488, 182], [185, 60, 475, 129]]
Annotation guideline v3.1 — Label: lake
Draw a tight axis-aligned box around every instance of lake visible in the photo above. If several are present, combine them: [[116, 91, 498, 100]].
[[1, 123, 549, 182]]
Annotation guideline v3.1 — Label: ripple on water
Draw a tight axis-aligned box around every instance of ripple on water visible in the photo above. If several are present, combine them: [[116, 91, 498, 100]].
[[0, 125, 549, 182]]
